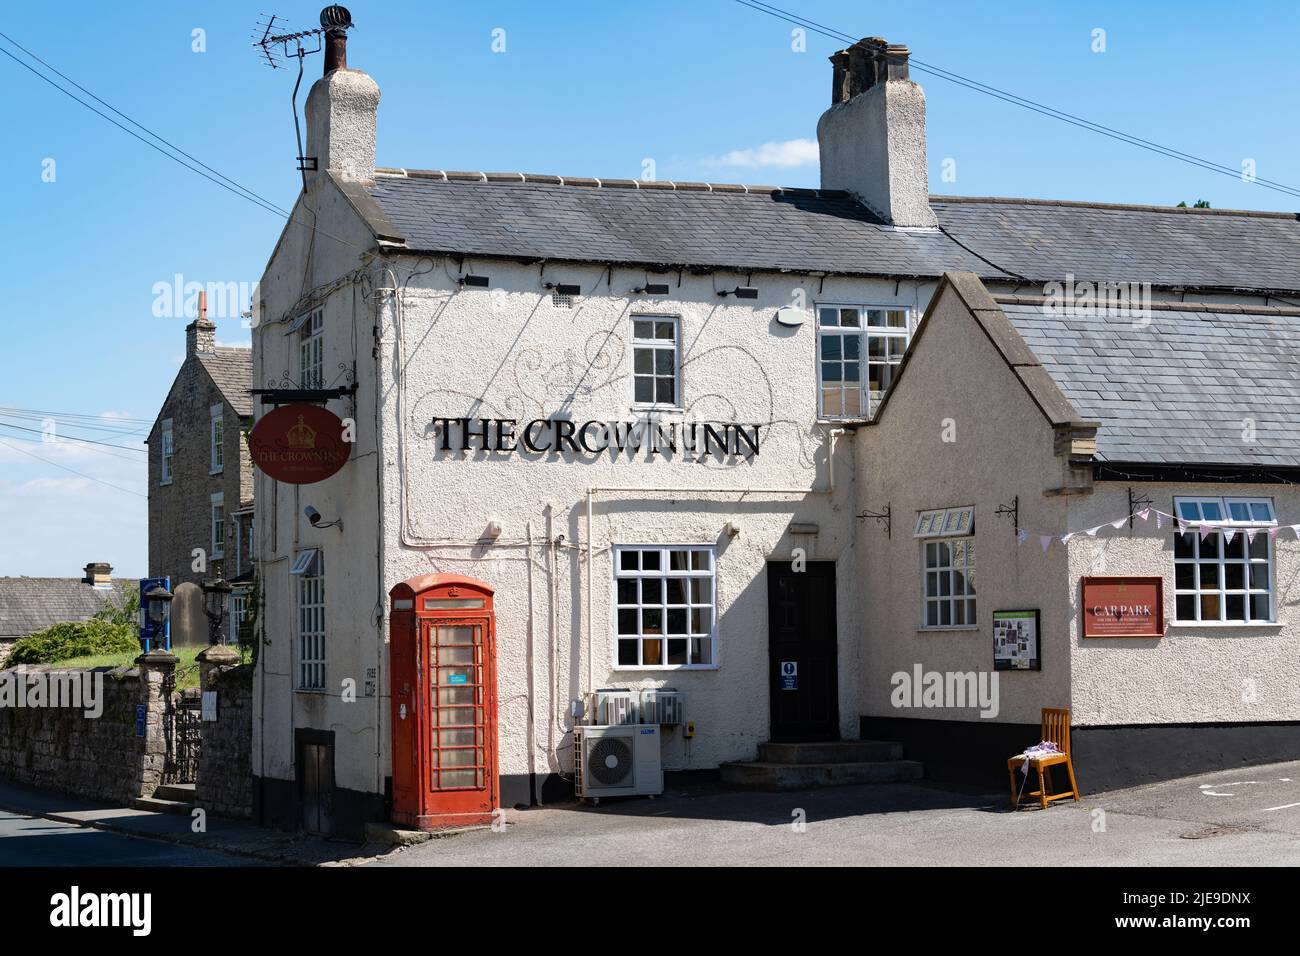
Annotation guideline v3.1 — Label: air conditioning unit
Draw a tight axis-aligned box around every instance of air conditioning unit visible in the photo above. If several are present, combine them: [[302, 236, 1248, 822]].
[[593, 688, 637, 726], [639, 688, 684, 725], [574, 725, 663, 799]]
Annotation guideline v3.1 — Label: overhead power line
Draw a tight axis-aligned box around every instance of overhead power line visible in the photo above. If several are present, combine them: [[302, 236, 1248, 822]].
[[0, 419, 147, 454], [734, 0, 1300, 202], [0, 31, 366, 250], [0, 28, 290, 216]]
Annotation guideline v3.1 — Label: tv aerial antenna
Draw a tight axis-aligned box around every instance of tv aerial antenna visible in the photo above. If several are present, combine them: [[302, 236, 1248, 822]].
[[251, 8, 353, 185]]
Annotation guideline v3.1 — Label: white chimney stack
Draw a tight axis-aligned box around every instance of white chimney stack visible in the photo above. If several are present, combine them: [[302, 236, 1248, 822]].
[[305, 6, 379, 183], [816, 38, 937, 228]]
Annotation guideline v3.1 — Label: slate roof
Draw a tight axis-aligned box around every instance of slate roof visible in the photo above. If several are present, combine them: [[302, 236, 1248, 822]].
[[933, 198, 1300, 294], [198, 348, 253, 417], [0, 578, 134, 642], [1001, 300, 1300, 467], [366, 173, 1001, 278], [362, 171, 1300, 293]]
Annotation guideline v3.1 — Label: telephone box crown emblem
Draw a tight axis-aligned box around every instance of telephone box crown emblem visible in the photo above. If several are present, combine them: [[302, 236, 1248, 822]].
[[286, 415, 317, 449]]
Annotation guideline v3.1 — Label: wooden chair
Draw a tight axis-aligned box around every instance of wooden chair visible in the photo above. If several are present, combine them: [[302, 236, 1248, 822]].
[[1007, 707, 1080, 809]]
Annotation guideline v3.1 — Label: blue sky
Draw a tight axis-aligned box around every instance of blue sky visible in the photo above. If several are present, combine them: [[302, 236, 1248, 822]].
[[1, 0, 1297, 576]]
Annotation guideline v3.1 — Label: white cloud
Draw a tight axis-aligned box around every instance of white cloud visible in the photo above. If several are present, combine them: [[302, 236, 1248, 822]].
[[703, 138, 819, 169], [19, 477, 91, 493]]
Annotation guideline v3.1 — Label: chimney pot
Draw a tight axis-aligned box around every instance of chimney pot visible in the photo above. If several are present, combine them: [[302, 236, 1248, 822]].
[[320, 5, 353, 75], [83, 562, 113, 587]]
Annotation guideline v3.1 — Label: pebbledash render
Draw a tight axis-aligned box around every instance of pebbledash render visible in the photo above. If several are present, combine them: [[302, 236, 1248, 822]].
[[246, 21, 1300, 837]]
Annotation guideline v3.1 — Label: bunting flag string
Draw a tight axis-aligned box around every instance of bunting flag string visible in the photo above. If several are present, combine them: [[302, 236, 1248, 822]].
[[1012, 507, 1300, 551]]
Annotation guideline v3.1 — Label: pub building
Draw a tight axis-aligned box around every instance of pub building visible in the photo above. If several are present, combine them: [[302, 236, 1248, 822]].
[[245, 13, 1300, 837]]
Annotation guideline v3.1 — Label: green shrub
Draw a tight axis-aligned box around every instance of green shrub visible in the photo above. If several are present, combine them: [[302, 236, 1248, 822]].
[[5, 618, 139, 666]]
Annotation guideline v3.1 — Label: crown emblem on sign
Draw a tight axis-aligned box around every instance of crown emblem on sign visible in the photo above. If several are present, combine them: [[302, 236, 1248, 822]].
[[286, 415, 317, 449], [448, 588, 461, 597]]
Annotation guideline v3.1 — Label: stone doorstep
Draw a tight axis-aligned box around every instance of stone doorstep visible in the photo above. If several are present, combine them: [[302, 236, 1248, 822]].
[[153, 783, 196, 804], [719, 759, 925, 792], [757, 740, 904, 764], [131, 796, 194, 815]]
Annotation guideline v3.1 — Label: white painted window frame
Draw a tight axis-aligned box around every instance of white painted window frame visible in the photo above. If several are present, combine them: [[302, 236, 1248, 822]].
[[293, 549, 326, 691], [210, 492, 225, 559], [160, 419, 173, 485], [612, 544, 718, 670], [815, 304, 912, 420], [1173, 496, 1276, 624], [920, 524, 977, 630], [209, 403, 224, 474], [630, 315, 682, 410], [299, 307, 324, 390]]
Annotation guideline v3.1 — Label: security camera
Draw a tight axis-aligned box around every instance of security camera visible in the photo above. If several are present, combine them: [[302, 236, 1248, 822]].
[[304, 506, 342, 531]]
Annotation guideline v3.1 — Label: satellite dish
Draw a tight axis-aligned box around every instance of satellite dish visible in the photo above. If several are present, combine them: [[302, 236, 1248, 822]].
[[775, 306, 809, 327]]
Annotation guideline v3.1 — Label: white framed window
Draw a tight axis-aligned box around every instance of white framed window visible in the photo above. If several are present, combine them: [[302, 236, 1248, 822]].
[[160, 419, 173, 485], [1174, 496, 1276, 623], [210, 403, 224, 473], [918, 506, 976, 628], [299, 307, 324, 389], [230, 589, 250, 644], [292, 549, 325, 690], [631, 316, 680, 407], [817, 305, 911, 419], [613, 545, 715, 668], [915, 506, 974, 538], [210, 492, 225, 559]]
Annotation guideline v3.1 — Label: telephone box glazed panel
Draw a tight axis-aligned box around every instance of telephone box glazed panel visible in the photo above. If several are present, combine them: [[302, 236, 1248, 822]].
[[389, 574, 499, 829]]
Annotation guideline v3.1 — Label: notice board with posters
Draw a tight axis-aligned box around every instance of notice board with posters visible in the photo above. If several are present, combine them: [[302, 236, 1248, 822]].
[[1081, 576, 1165, 638], [993, 609, 1041, 670]]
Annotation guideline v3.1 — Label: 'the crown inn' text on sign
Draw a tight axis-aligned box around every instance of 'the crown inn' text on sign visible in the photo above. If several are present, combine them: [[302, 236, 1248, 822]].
[[429, 417, 762, 458]]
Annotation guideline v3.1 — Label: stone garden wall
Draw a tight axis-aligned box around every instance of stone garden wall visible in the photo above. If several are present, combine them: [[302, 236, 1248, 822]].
[[194, 648, 254, 819], [0, 653, 172, 804]]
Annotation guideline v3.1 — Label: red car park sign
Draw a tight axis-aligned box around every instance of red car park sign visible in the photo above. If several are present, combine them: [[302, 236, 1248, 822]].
[[249, 403, 350, 484], [1081, 576, 1165, 638]]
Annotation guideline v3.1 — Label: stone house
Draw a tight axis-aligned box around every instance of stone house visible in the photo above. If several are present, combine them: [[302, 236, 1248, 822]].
[[0, 562, 133, 660], [146, 301, 254, 645]]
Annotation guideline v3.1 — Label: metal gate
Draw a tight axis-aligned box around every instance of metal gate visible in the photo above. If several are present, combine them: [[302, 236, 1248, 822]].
[[162, 687, 201, 785]]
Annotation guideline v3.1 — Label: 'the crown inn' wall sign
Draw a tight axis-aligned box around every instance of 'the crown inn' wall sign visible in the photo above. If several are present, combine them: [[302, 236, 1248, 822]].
[[429, 416, 762, 459]]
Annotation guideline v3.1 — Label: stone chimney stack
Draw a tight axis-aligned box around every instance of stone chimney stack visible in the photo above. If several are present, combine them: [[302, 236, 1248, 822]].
[[83, 562, 113, 586], [817, 37, 937, 228], [185, 290, 216, 357], [305, 5, 379, 184]]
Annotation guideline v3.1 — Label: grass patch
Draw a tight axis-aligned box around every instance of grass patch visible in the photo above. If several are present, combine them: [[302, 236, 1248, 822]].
[[51, 646, 206, 690]]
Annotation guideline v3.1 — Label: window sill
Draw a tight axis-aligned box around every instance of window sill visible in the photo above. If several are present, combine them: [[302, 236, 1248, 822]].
[[612, 664, 720, 672], [631, 404, 685, 414], [160, 479, 172, 487], [1167, 621, 1282, 630], [210, 468, 224, 476], [918, 626, 980, 633], [294, 688, 328, 696]]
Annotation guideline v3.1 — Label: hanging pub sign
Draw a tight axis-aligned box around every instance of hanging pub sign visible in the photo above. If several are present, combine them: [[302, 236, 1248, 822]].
[[249, 403, 350, 484], [1081, 576, 1165, 638]]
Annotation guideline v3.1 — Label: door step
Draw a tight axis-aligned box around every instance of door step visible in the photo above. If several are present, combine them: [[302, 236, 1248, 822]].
[[721, 740, 923, 791], [758, 740, 902, 764], [131, 796, 195, 815], [153, 783, 196, 804]]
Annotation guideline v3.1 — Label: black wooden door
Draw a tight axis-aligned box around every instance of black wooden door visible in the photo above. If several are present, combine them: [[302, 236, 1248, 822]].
[[767, 561, 839, 741]]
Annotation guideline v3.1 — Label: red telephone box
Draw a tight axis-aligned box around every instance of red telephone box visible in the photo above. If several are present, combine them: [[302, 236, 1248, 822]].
[[389, 574, 499, 829]]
